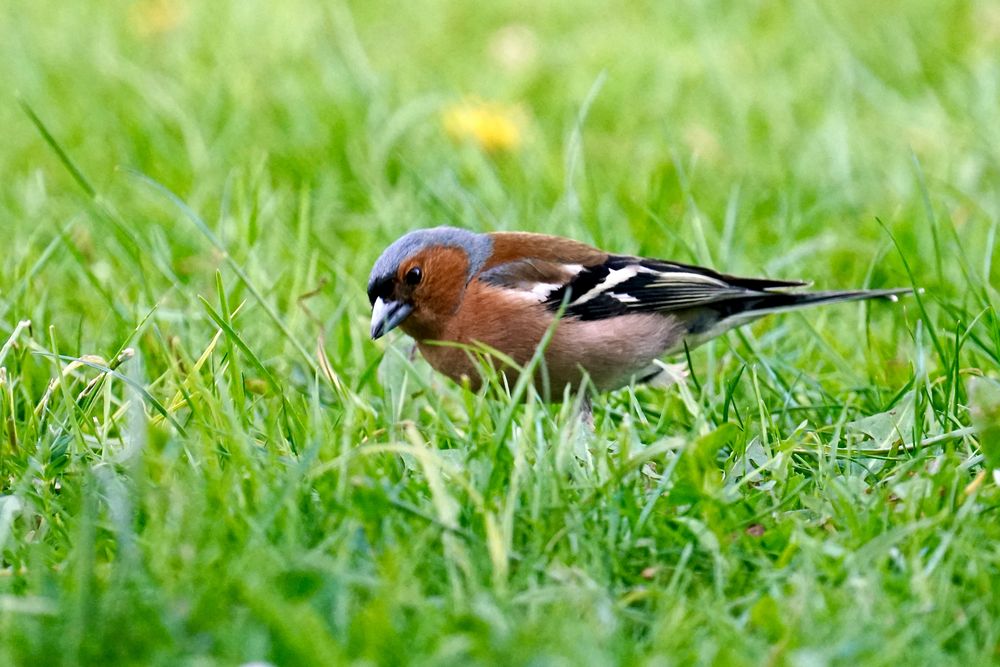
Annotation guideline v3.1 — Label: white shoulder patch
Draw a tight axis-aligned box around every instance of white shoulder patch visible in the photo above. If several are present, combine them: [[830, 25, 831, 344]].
[[529, 282, 562, 299]]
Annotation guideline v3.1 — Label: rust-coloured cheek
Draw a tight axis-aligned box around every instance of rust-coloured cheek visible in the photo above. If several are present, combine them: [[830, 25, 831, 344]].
[[398, 246, 470, 340]]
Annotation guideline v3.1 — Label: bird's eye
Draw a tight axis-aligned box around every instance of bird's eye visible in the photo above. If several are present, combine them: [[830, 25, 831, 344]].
[[405, 267, 422, 286]]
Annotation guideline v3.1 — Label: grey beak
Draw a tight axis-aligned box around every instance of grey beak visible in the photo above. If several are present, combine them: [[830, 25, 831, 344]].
[[370, 298, 414, 340]]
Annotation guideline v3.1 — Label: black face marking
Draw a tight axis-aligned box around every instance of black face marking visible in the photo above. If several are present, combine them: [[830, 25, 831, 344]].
[[367, 276, 395, 305]]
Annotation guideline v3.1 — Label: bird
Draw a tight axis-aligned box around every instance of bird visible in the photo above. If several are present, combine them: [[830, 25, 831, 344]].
[[367, 226, 909, 400]]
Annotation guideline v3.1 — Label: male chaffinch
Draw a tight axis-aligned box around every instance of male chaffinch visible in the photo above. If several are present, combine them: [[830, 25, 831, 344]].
[[367, 227, 907, 399]]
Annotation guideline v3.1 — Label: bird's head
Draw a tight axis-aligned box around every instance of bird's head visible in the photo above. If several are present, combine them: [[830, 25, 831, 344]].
[[367, 226, 493, 340]]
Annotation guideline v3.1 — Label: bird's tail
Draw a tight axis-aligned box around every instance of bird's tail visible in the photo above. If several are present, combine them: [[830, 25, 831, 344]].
[[716, 287, 913, 321], [679, 287, 913, 349]]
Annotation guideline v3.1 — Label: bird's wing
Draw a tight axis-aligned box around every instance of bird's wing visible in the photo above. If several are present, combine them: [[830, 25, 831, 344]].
[[479, 254, 806, 319]]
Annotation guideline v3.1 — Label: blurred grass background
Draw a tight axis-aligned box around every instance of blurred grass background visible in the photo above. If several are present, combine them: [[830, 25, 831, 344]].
[[1, 0, 999, 664]]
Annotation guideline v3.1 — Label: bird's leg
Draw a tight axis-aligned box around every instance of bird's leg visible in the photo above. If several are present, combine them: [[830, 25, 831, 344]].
[[648, 360, 689, 388], [579, 393, 594, 430], [569, 391, 596, 473]]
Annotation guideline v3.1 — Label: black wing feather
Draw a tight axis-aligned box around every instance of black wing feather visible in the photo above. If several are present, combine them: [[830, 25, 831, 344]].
[[637, 258, 808, 291], [545, 255, 793, 321]]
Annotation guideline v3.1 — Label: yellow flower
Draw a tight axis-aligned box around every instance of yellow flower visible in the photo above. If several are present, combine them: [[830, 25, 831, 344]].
[[442, 100, 525, 154], [129, 0, 188, 37]]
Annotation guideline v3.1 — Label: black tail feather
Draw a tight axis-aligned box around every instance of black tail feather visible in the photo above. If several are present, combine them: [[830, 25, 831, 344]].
[[712, 287, 913, 321]]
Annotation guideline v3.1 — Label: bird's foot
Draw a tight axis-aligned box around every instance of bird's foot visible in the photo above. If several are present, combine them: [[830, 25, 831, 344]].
[[648, 360, 689, 388]]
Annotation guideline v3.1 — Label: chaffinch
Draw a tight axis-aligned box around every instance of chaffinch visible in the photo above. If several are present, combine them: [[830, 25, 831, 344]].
[[367, 227, 907, 399]]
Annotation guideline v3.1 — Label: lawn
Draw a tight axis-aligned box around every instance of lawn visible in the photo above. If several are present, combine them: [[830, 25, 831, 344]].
[[2, 0, 999, 664]]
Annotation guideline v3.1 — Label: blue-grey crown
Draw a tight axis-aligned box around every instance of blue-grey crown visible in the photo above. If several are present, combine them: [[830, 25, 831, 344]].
[[367, 226, 494, 289]]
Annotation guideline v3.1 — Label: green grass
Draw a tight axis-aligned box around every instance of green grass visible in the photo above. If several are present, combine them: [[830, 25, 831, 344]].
[[2, 0, 999, 664]]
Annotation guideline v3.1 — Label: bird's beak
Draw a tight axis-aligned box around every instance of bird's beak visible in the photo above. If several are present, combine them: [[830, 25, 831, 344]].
[[370, 298, 414, 340]]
